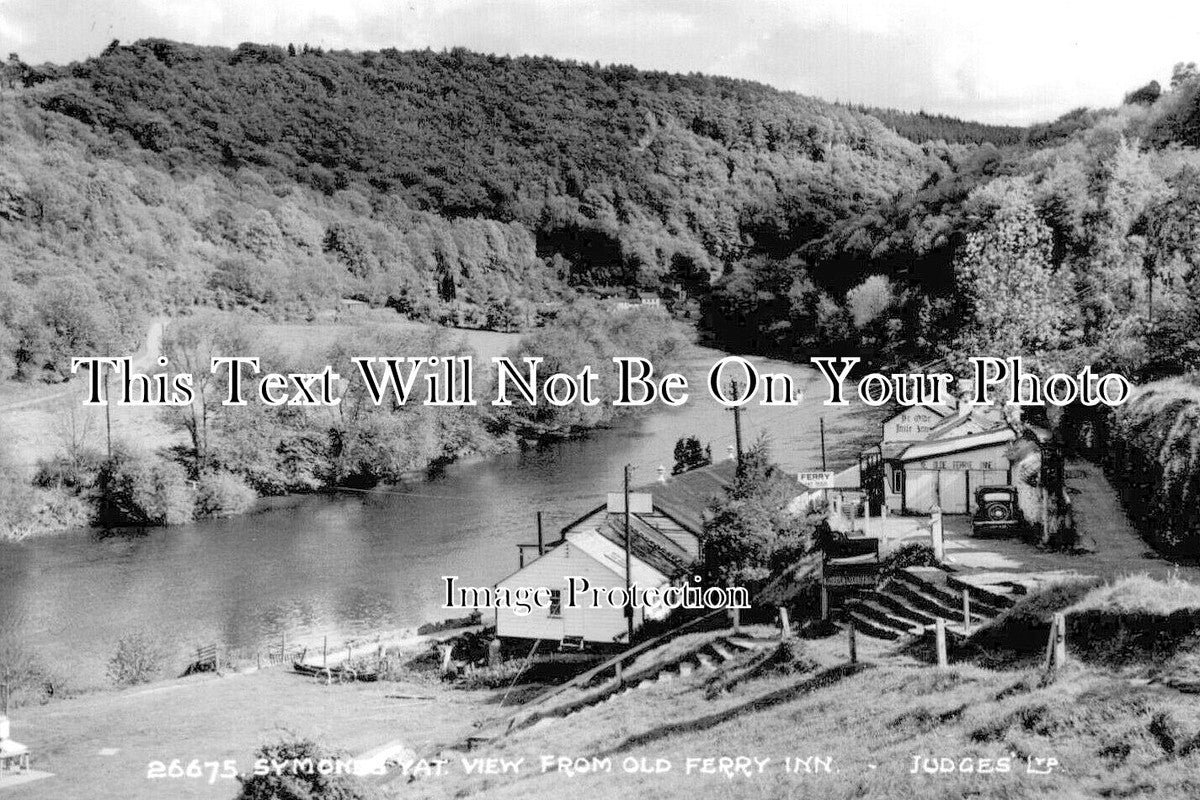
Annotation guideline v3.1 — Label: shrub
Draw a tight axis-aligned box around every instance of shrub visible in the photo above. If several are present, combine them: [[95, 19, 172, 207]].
[[1106, 378, 1200, 554], [194, 471, 257, 518], [880, 542, 938, 578], [236, 736, 376, 800], [108, 632, 166, 686], [103, 452, 196, 526], [0, 640, 56, 706]]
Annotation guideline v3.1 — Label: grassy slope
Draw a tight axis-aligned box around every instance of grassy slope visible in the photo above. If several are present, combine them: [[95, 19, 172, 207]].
[[408, 649, 1200, 800]]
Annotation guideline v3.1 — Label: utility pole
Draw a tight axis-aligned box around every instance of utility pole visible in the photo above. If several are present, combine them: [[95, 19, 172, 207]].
[[727, 379, 744, 467], [820, 416, 827, 472], [536, 511, 544, 556], [623, 464, 634, 643], [102, 370, 113, 526], [1147, 271, 1154, 328], [103, 370, 112, 461]]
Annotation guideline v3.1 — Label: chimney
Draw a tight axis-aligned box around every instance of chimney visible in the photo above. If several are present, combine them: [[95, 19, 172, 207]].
[[656, 465, 667, 483]]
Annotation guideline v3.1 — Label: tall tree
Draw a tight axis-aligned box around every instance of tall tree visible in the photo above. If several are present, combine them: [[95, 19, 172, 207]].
[[950, 178, 1077, 372]]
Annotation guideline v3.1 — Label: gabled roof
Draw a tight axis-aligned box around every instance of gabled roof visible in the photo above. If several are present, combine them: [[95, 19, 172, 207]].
[[898, 427, 1017, 462], [635, 459, 736, 535], [593, 512, 693, 579], [567, 529, 671, 585], [497, 529, 670, 588]]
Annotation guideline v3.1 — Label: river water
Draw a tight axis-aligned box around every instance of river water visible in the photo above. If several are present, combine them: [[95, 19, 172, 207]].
[[0, 345, 880, 682]]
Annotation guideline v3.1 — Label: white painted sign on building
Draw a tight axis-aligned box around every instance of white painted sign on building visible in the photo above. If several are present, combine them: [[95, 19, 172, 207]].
[[797, 471, 832, 489]]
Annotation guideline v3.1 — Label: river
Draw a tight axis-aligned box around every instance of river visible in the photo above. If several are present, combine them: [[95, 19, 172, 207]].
[[0, 344, 881, 683]]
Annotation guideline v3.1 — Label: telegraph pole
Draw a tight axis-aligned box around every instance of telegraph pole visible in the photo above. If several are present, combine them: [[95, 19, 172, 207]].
[[820, 416, 827, 472], [623, 464, 634, 642], [727, 379, 744, 466]]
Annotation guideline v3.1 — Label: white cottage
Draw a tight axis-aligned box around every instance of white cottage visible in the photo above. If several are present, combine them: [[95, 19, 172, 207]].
[[494, 461, 735, 648]]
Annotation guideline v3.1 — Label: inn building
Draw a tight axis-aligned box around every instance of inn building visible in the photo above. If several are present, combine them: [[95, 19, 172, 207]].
[[826, 400, 1020, 517]]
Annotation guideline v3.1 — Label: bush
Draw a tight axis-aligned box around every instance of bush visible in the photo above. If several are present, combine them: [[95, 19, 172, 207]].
[[102, 451, 196, 526], [0, 640, 56, 706], [1106, 379, 1200, 554], [237, 736, 376, 800], [108, 632, 166, 686], [194, 471, 257, 518], [880, 542, 938, 578]]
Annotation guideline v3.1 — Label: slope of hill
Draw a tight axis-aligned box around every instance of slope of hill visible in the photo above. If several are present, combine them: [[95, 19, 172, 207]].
[[31, 40, 934, 286], [849, 103, 1026, 146]]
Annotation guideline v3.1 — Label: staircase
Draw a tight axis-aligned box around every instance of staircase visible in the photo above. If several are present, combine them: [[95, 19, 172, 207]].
[[845, 567, 1020, 641], [555, 634, 775, 719]]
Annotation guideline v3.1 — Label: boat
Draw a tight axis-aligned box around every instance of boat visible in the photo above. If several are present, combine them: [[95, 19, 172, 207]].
[[292, 659, 379, 682]]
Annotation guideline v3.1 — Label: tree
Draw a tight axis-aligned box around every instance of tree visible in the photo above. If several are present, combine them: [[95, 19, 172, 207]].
[[161, 313, 253, 473], [1124, 80, 1162, 106], [845, 274, 894, 329], [1171, 62, 1198, 90], [951, 178, 1077, 372], [701, 439, 813, 589], [672, 436, 711, 474]]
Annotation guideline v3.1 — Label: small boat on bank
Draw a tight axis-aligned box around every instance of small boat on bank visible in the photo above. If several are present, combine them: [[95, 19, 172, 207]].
[[292, 659, 379, 682]]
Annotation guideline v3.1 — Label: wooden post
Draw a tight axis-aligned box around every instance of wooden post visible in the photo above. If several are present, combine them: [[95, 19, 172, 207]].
[[348, 644, 353, 663], [615, 660, 623, 686], [1040, 484, 1050, 546], [848, 621, 857, 664], [778, 607, 791, 640], [1045, 613, 1067, 670], [935, 618, 948, 667], [930, 507, 944, 562], [536, 511, 544, 556], [962, 589, 971, 636], [257, 652, 262, 670], [323, 636, 328, 668], [730, 604, 741, 633], [820, 584, 829, 620]]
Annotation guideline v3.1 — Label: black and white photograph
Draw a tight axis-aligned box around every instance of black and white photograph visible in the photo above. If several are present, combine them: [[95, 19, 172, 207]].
[[2, 2, 1200, 798]]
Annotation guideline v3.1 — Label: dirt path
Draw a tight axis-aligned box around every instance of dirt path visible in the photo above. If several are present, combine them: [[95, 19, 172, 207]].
[[0, 318, 168, 413]]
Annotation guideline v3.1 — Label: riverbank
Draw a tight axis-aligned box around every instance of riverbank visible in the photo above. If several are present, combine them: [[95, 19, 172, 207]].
[[0, 307, 695, 540]]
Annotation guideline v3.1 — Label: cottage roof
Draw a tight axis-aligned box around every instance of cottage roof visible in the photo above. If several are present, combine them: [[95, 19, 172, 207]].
[[566, 529, 672, 585], [592, 512, 693, 579], [634, 459, 737, 535]]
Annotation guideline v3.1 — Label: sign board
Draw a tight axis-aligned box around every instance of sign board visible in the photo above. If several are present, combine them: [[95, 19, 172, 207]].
[[797, 471, 832, 489], [822, 573, 880, 588], [607, 492, 653, 514]]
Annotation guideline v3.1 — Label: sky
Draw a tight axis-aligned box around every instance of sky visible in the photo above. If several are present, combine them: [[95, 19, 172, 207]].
[[1, 0, 1198, 125]]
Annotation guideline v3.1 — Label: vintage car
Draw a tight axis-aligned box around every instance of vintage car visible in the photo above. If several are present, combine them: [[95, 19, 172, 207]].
[[972, 486, 1022, 536]]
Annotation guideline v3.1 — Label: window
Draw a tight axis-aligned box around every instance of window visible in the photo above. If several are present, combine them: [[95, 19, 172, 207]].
[[980, 461, 992, 470], [891, 468, 904, 494], [952, 460, 970, 470], [548, 590, 562, 618]]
